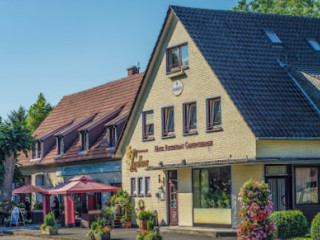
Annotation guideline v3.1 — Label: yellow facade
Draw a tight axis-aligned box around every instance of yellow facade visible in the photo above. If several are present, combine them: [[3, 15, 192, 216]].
[[257, 140, 320, 157], [120, 12, 258, 227]]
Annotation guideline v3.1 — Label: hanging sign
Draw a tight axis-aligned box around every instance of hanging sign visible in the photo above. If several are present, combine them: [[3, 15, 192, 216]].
[[172, 80, 183, 96], [126, 146, 149, 172]]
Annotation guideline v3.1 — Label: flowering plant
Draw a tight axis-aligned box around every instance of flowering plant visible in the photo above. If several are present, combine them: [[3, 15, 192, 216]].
[[102, 226, 111, 233], [237, 179, 276, 240]]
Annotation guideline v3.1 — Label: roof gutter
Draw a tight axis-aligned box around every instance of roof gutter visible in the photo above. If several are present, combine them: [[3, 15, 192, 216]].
[[257, 136, 320, 140]]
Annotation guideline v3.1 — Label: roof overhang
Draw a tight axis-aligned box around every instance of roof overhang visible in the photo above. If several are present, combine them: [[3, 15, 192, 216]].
[[146, 157, 320, 171]]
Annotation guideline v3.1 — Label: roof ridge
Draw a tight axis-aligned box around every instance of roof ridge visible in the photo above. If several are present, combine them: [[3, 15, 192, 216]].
[[170, 5, 320, 20], [63, 72, 145, 99]]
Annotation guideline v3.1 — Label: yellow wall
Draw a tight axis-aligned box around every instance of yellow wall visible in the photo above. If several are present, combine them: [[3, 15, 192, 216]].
[[121, 12, 256, 226], [231, 164, 264, 227], [194, 208, 231, 225], [177, 168, 192, 226], [257, 140, 320, 157]]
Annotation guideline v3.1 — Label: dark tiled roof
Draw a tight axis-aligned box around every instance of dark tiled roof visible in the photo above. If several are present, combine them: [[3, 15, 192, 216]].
[[171, 6, 320, 138], [20, 73, 144, 166]]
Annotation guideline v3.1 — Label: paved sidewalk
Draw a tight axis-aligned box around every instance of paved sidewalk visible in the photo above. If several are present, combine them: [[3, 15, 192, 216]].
[[0, 225, 237, 240]]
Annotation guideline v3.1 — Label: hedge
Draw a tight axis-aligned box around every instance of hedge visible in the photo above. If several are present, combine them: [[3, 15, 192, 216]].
[[269, 210, 308, 239], [311, 212, 320, 240]]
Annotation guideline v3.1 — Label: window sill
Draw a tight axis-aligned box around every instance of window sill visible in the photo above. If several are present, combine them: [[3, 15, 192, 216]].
[[206, 127, 223, 133], [78, 151, 88, 155], [183, 131, 198, 137], [138, 194, 144, 198], [145, 194, 152, 198], [143, 137, 155, 142], [131, 194, 137, 198], [162, 134, 176, 140], [166, 66, 189, 78], [30, 158, 42, 162], [55, 154, 63, 158]]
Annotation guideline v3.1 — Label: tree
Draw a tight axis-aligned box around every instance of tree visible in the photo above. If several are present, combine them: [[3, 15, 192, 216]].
[[26, 93, 53, 133], [233, 0, 320, 17], [6, 106, 28, 129], [0, 118, 34, 203]]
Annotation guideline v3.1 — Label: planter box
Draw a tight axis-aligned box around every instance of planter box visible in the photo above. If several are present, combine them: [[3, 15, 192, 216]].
[[41, 228, 58, 235], [94, 232, 110, 240]]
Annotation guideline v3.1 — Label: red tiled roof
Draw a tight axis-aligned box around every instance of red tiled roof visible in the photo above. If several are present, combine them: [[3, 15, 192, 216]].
[[19, 72, 144, 167]]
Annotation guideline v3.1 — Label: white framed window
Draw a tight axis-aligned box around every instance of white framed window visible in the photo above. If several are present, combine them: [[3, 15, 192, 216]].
[[142, 111, 154, 140], [107, 126, 117, 149], [138, 177, 144, 197], [56, 136, 64, 156], [130, 178, 137, 196], [79, 131, 88, 152], [31, 140, 42, 160], [183, 102, 197, 134], [145, 177, 151, 196], [207, 97, 222, 131], [166, 43, 189, 73], [162, 106, 174, 137]]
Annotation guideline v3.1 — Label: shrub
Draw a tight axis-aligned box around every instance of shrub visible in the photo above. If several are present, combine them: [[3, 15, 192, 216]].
[[136, 230, 149, 240], [138, 211, 153, 222], [138, 199, 145, 211], [311, 212, 320, 240], [44, 212, 56, 228], [270, 210, 308, 239], [147, 219, 155, 231], [237, 179, 276, 240], [144, 231, 162, 240]]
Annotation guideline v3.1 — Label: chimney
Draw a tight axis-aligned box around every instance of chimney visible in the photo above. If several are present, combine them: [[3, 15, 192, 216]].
[[127, 66, 139, 76]]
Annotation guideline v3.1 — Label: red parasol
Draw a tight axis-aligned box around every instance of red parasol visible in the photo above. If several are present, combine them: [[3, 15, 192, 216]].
[[43, 175, 121, 195], [12, 185, 45, 194]]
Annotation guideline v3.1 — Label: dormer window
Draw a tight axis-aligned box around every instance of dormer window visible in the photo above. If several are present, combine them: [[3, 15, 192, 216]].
[[265, 30, 282, 44], [307, 38, 320, 52], [167, 43, 189, 73], [79, 131, 88, 152], [107, 126, 116, 149], [31, 140, 42, 160], [56, 136, 64, 156]]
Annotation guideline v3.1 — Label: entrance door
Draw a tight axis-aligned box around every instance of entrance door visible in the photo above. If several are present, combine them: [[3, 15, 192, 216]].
[[267, 177, 290, 211], [168, 171, 178, 226]]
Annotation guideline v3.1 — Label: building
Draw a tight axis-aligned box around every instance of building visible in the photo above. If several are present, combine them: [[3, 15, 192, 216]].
[[19, 67, 143, 208], [117, 6, 320, 228]]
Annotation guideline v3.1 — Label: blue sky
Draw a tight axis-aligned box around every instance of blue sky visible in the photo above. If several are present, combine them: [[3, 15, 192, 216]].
[[0, 0, 239, 119]]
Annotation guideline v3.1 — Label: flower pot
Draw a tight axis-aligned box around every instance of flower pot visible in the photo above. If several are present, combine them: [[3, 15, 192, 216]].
[[41, 228, 58, 235], [139, 221, 147, 230], [94, 232, 110, 240], [122, 222, 132, 228]]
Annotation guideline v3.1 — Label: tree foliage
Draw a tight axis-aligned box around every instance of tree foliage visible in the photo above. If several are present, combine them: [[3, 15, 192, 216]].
[[0, 107, 34, 202], [27, 92, 53, 133], [233, 0, 320, 17]]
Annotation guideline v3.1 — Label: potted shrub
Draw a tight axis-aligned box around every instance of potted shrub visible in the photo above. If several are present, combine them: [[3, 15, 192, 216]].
[[136, 218, 162, 240], [40, 212, 58, 235], [137, 211, 153, 230], [111, 190, 133, 228], [87, 217, 111, 240]]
